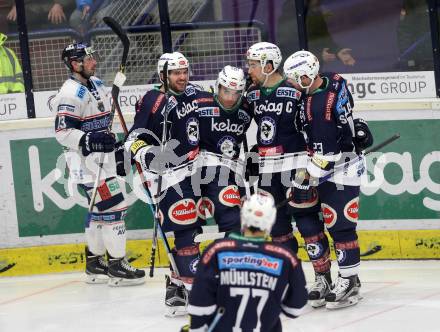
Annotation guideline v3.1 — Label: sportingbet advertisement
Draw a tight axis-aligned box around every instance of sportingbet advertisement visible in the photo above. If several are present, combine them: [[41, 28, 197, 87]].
[[0, 117, 439, 276]]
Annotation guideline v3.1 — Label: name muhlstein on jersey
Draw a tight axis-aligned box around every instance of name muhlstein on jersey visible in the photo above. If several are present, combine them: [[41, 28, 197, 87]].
[[220, 270, 278, 291]]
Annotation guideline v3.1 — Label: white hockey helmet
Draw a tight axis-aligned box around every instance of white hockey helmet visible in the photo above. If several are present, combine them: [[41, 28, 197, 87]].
[[246, 42, 282, 72], [157, 52, 189, 82], [241, 193, 277, 234], [284, 50, 320, 89], [216, 65, 246, 93]]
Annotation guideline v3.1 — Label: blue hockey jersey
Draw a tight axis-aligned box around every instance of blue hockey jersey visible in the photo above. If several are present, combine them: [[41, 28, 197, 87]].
[[188, 233, 308, 332], [198, 95, 252, 159], [128, 84, 207, 164], [247, 79, 305, 156]]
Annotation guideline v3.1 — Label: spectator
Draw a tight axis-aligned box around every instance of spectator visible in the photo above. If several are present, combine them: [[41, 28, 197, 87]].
[[277, 0, 355, 69], [6, 0, 75, 31], [0, 0, 10, 32], [398, 0, 433, 71], [0, 32, 24, 94], [69, 0, 92, 35]]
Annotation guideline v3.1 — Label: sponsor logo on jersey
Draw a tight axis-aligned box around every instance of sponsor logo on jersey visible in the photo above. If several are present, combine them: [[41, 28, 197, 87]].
[[218, 136, 236, 158], [237, 109, 251, 123], [264, 244, 298, 267], [186, 117, 199, 145], [198, 107, 220, 117], [219, 185, 241, 207], [76, 86, 86, 99], [196, 97, 214, 104], [80, 114, 111, 132], [211, 118, 245, 135], [344, 197, 359, 222], [94, 79, 104, 86], [196, 197, 215, 220], [151, 94, 165, 114], [177, 100, 198, 119], [255, 101, 285, 115], [325, 92, 336, 121], [168, 199, 198, 225], [247, 90, 260, 102], [276, 87, 300, 100], [185, 85, 196, 96], [306, 96, 313, 121], [202, 240, 236, 264], [166, 95, 178, 113], [259, 116, 276, 144], [218, 251, 283, 276], [321, 203, 337, 228], [258, 145, 284, 156], [57, 104, 76, 113]]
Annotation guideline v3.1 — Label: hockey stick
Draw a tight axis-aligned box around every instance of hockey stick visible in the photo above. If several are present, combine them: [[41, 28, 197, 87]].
[[149, 61, 170, 278], [207, 307, 225, 332], [87, 17, 130, 214], [108, 60, 180, 278], [276, 133, 401, 209], [242, 135, 253, 199]]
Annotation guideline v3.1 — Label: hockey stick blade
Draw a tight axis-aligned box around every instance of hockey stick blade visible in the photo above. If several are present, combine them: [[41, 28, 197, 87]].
[[103, 16, 130, 70]]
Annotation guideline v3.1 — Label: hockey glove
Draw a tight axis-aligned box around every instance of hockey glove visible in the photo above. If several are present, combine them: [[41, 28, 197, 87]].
[[79, 131, 116, 156], [292, 169, 314, 203], [130, 139, 184, 172], [353, 118, 373, 151], [180, 324, 190, 332], [115, 141, 127, 177], [245, 145, 260, 178]]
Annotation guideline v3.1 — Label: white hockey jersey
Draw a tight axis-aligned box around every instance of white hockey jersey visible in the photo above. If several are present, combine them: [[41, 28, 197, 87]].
[[54, 76, 117, 184]]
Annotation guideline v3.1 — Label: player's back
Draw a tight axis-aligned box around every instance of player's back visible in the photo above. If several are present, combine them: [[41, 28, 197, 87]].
[[190, 234, 308, 332]]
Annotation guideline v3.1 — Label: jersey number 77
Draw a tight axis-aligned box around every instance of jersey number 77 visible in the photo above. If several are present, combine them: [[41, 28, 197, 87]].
[[230, 287, 269, 331]]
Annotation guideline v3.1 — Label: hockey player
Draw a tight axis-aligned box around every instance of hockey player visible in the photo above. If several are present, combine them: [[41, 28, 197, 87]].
[[126, 52, 207, 316], [284, 50, 373, 309], [245, 42, 321, 255], [181, 193, 308, 332], [197, 65, 252, 234], [54, 42, 145, 286]]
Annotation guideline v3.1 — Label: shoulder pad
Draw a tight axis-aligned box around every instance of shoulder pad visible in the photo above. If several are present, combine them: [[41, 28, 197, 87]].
[[91, 76, 105, 87], [184, 85, 197, 96], [246, 87, 261, 103], [237, 108, 251, 123], [263, 243, 299, 268], [201, 239, 236, 265]]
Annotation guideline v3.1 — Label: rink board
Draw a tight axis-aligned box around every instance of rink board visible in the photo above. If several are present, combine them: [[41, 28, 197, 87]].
[[1, 230, 440, 277], [0, 115, 439, 249]]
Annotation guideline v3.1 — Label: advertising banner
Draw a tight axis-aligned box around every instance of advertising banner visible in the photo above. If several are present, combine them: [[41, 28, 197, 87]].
[[2, 119, 438, 240]]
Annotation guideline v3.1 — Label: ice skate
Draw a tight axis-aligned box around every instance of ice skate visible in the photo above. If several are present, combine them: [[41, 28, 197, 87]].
[[325, 274, 362, 309], [85, 246, 109, 284], [107, 254, 145, 286], [165, 275, 188, 317], [308, 271, 332, 308]]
